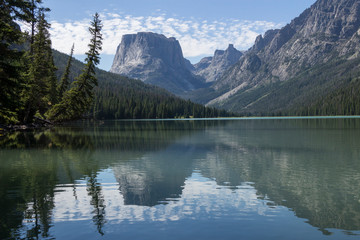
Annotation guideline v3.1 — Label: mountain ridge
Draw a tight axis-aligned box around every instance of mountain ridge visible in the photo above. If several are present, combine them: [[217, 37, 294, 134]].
[[107, 0, 360, 116], [52, 49, 233, 119], [193, 44, 243, 83], [198, 0, 360, 114]]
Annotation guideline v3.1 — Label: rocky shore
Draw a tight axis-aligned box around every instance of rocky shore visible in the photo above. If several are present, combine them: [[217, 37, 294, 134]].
[[0, 117, 53, 136]]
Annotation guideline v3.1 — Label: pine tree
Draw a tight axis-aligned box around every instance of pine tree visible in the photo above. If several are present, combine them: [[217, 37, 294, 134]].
[[0, 0, 32, 124], [47, 13, 102, 122], [25, 0, 49, 55], [21, 12, 57, 122], [57, 44, 74, 101]]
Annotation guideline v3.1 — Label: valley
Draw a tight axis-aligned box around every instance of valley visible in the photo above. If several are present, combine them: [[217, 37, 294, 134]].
[[108, 0, 360, 116]]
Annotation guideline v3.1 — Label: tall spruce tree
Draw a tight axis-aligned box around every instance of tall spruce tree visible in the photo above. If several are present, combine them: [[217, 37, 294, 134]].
[[21, 12, 57, 122], [57, 44, 74, 101], [0, 0, 31, 124], [47, 13, 102, 122], [26, 0, 49, 55], [48, 54, 58, 105]]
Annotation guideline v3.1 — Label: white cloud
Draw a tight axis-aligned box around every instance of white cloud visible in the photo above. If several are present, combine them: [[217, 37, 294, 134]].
[[49, 13, 283, 59]]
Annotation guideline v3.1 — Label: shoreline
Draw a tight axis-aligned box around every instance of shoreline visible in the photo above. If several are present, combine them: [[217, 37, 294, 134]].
[[2, 115, 360, 135], [0, 122, 53, 136]]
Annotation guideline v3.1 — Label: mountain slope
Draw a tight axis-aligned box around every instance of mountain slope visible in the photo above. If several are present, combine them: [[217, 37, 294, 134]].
[[214, 57, 360, 115], [196, 0, 360, 115], [193, 44, 243, 83], [109, 32, 204, 95], [53, 50, 232, 119]]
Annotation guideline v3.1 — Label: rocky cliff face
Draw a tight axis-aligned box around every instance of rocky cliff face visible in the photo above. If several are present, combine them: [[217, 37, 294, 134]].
[[206, 0, 360, 111], [110, 32, 204, 94], [194, 44, 243, 83]]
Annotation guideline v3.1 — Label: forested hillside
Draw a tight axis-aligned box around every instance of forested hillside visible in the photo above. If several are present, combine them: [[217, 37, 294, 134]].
[[192, 0, 360, 117], [294, 77, 360, 116], [1, 1, 105, 124], [0, 0, 232, 126], [209, 56, 360, 116], [53, 50, 233, 119]]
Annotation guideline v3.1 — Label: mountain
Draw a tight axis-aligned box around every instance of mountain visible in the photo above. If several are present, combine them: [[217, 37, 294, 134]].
[[110, 32, 204, 95], [194, 0, 360, 115], [52, 50, 232, 119], [193, 44, 243, 83]]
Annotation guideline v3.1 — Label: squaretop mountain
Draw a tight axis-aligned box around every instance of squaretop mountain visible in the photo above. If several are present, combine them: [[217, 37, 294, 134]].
[[110, 0, 360, 116]]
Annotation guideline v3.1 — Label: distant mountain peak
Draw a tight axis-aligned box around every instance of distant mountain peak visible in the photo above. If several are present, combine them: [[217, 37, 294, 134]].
[[198, 0, 360, 114], [193, 44, 243, 83], [110, 32, 204, 94]]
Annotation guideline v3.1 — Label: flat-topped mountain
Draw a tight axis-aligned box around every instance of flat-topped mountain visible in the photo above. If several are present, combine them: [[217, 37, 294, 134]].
[[193, 44, 243, 83], [110, 32, 204, 94], [108, 0, 360, 116]]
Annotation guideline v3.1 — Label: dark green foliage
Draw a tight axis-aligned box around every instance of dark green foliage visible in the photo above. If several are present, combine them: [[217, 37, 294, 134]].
[[1, 2, 232, 125], [21, 12, 57, 122], [212, 56, 360, 116], [57, 44, 74, 100], [294, 78, 360, 116], [47, 13, 103, 122], [92, 74, 232, 119], [0, 0, 29, 124], [48, 56, 58, 104], [26, 0, 49, 54], [52, 50, 234, 120]]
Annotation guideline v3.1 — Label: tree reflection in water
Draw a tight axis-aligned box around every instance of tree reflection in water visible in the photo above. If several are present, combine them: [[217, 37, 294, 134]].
[[1, 119, 360, 239], [0, 120, 196, 238], [0, 125, 96, 239], [87, 173, 106, 236]]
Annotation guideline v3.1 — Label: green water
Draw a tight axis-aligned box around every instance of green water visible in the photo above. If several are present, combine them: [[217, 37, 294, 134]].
[[1, 118, 360, 239]]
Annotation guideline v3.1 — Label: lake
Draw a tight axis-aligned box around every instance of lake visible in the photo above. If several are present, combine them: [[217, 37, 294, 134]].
[[1, 117, 360, 239]]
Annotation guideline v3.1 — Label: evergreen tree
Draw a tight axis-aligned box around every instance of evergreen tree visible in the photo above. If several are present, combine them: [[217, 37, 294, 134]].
[[48, 13, 102, 122], [21, 12, 57, 122], [0, 0, 30, 124], [48, 54, 58, 105], [57, 44, 74, 101], [25, 0, 49, 55]]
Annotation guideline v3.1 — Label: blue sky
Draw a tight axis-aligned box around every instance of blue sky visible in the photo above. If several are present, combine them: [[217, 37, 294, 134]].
[[44, 0, 316, 70]]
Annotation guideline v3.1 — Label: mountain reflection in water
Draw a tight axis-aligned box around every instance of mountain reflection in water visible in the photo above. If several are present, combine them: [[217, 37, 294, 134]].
[[1, 118, 360, 239]]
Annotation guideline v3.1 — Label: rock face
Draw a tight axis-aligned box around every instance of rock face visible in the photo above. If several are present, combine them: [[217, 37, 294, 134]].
[[193, 44, 243, 83], [110, 32, 204, 94], [204, 0, 360, 112]]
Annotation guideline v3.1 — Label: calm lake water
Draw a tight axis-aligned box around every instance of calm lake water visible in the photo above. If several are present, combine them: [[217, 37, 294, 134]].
[[1, 118, 360, 239]]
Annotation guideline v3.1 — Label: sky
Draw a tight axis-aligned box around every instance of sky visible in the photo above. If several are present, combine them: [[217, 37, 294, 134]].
[[43, 0, 317, 71]]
